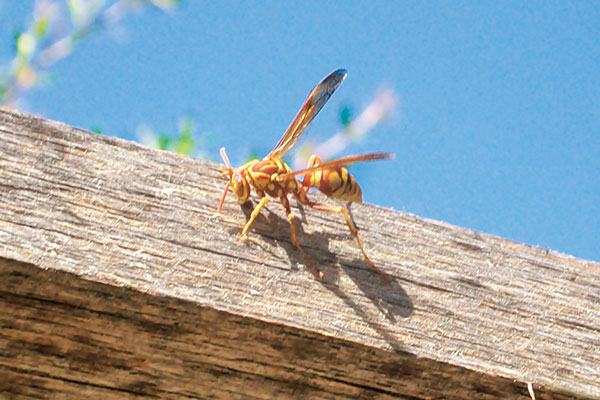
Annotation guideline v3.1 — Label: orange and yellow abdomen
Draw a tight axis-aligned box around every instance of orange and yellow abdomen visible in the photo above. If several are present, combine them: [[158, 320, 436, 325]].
[[304, 167, 362, 202]]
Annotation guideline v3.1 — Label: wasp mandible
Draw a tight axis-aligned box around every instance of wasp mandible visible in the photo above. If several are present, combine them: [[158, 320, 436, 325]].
[[218, 69, 393, 281]]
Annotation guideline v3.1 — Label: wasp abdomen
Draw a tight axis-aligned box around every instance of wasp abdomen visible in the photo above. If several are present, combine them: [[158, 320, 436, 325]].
[[308, 167, 362, 203]]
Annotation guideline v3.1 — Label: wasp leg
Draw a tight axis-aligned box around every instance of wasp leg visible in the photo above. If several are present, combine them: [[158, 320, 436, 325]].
[[300, 155, 323, 193], [305, 202, 390, 282], [241, 196, 270, 242], [306, 154, 322, 168], [280, 195, 324, 280]]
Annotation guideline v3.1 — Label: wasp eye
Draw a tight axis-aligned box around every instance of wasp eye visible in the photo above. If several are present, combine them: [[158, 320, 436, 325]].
[[230, 174, 245, 199]]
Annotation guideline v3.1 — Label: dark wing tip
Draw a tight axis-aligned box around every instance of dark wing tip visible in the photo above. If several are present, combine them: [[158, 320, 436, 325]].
[[328, 68, 348, 90], [333, 68, 348, 79]]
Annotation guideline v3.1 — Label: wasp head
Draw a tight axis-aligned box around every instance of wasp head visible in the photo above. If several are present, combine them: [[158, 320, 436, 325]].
[[218, 147, 250, 212]]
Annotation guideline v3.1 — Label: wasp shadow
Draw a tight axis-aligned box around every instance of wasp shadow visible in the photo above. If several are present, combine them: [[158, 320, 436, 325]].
[[307, 229, 414, 352], [222, 200, 314, 274], [235, 199, 321, 275], [233, 200, 413, 352]]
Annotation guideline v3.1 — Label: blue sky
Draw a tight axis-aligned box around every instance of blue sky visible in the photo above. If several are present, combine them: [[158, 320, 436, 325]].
[[1, 1, 599, 262]]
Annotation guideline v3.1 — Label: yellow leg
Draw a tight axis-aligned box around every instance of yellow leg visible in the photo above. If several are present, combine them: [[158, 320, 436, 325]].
[[308, 203, 390, 282], [301, 155, 323, 191], [241, 196, 270, 241], [280, 196, 324, 280], [306, 155, 322, 168]]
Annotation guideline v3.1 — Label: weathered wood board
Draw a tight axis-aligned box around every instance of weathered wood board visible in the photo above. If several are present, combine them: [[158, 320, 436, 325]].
[[1, 106, 599, 399]]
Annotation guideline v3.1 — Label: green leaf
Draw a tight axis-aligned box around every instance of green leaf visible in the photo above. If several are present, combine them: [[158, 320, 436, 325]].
[[34, 17, 49, 37], [0, 83, 7, 101], [247, 150, 260, 161], [174, 135, 194, 155], [157, 134, 171, 150], [340, 106, 352, 127], [171, 117, 193, 155], [12, 29, 22, 51]]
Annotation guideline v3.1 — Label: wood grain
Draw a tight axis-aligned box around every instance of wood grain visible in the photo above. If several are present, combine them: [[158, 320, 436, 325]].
[[0, 106, 599, 399]]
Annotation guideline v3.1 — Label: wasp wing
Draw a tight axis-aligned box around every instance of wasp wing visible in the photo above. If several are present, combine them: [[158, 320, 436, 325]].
[[277, 153, 394, 181], [267, 69, 347, 159]]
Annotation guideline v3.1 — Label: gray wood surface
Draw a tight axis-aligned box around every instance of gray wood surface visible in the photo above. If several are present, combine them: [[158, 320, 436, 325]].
[[1, 106, 599, 399]]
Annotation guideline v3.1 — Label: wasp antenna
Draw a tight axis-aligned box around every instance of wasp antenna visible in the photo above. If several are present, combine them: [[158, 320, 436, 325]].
[[217, 181, 231, 213], [218, 147, 234, 212], [220, 147, 234, 176]]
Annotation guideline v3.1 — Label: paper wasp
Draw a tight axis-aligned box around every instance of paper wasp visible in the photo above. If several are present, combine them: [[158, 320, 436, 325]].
[[218, 69, 393, 281]]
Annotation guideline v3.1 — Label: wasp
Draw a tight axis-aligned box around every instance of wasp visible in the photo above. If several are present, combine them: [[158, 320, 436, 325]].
[[218, 69, 393, 281]]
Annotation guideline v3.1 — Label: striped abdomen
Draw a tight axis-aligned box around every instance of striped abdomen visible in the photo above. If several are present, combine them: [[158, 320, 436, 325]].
[[304, 167, 362, 202]]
